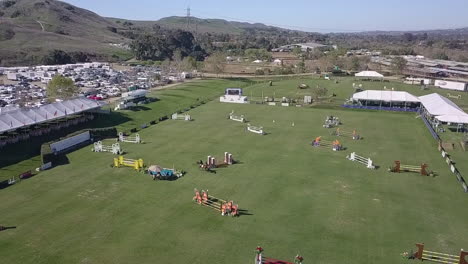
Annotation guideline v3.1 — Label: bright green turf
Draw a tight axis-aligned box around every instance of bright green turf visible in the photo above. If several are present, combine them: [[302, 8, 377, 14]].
[[0, 78, 251, 182], [1, 96, 467, 264]]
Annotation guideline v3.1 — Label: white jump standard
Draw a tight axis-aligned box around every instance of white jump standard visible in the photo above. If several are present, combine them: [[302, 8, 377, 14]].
[[347, 152, 375, 169], [118, 132, 141, 144], [171, 113, 192, 121], [247, 124, 265, 135], [93, 141, 122, 155], [229, 111, 246, 123]]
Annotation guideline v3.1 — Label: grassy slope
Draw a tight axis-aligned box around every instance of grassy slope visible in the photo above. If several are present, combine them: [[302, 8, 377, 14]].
[[0, 0, 129, 65], [0, 99, 467, 264]]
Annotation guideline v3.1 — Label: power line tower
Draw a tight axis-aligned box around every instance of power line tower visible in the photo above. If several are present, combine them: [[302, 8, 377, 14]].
[[186, 6, 191, 31]]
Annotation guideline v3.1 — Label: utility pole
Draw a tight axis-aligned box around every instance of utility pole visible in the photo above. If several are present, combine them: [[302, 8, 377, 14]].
[[186, 6, 191, 31]]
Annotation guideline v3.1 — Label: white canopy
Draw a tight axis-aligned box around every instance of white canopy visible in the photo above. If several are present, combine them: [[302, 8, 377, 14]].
[[0, 97, 106, 133], [352, 90, 420, 103], [435, 115, 468, 124], [419, 93, 468, 124], [418, 93, 466, 116], [355, 71, 384, 78]]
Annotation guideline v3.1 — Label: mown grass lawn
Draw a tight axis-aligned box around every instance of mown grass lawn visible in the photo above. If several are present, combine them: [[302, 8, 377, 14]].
[[1, 98, 467, 264]]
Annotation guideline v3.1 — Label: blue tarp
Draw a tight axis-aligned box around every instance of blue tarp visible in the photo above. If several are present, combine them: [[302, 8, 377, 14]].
[[341, 105, 420, 112]]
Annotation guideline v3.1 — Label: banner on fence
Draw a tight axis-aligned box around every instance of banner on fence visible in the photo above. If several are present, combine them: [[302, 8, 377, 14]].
[[442, 151, 446, 157], [268, 102, 276, 106], [451, 165, 456, 173], [446, 157, 451, 165], [456, 172, 462, 182]]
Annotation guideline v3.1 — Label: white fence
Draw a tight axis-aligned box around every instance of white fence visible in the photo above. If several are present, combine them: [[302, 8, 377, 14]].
[[347, 152, 375, 169], [50, 131, 90, 153]]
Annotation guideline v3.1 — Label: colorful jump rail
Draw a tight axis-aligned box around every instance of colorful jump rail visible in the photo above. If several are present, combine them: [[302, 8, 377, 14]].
[[412, 243, 468, 264]]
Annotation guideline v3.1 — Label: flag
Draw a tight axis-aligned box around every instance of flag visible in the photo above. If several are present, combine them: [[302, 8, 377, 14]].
[[10, 121, 13, 128], [64, 109, 67, 116], [45, 113, 48, 119], [81, 104, 84, 109], [54, 111, 57, 117], [73, 106, 75, 112]]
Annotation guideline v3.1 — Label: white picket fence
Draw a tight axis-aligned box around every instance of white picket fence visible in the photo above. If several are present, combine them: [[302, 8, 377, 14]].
[[172, 113, 192, 121], [229, 111, 245, 123], [93, 141, 121, 155], [118, 132, 141, 144], [247, 124, 264, 135], [347, 152, 375, 169]]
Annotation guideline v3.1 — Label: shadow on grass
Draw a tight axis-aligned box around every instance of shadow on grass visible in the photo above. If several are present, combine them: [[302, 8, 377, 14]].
[[0, 112, 130, 170], [238, 209, 253, 217]]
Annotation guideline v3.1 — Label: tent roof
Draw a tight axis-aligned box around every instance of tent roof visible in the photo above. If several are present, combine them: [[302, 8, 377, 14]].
[[0, 97, 106, 134], [435, 115, 468, 124], [352, 90, 420, 103], [355, 71, 384, 78], [418, 93, 466, 116]]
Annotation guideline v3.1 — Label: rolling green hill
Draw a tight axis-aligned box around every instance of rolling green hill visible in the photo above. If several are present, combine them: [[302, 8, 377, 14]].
[[0, 0, 131, 66]]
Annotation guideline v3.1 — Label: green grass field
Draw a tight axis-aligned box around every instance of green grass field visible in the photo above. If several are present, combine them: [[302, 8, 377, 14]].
[[1, 77, 467, 264]]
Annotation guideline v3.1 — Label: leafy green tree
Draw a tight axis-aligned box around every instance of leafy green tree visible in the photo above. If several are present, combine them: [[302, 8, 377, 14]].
[[47, 75, 79, 100], [391, 57, 407, 75]]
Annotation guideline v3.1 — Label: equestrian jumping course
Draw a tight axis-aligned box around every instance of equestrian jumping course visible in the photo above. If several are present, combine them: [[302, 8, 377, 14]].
[[118, 132, 141, 143], [113, 156, 144, 171], [247, 124, 264, 135], [347, 152, 375, 169], [171, 113, 192, 121], [390, 161, 429, 176], [1, 78, 468, 264], [413, 243, 468, 264], [93, 141, 122, 155], [229, 111, 246, 123]]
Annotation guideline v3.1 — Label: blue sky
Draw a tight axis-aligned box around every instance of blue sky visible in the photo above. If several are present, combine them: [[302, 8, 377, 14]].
[[63, 0, 468, 32]]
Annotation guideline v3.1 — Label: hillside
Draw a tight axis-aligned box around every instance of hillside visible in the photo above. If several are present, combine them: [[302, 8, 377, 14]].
[[107, 16, 291, 35], [0, 0, 132, 66]]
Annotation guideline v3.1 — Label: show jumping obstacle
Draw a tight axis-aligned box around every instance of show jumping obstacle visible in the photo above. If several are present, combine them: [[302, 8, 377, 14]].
[[312, 136, 343, 151], [193, 189, 239, 217], [254, 247, 303, 264], [206, 152, 234, 167], [247, 124, 265, 135], [229, 111, 246, 123], [347, 152, 375, 169], [113, 156, 144, 171], [118, 132, 141, 144], [333, 128, 361, 140], [93, 141, 122, 155], [411, 243, 468, 264], [323, 116, 340, 128], [390, 161, 429, 176], [171, 113, 192, 121]]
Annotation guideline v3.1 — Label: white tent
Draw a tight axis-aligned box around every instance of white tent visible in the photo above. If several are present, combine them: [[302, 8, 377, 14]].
[[419, 93, 468, 124], [418, 93, 466, 116], [352, 90, 420, 103], [355, 71, 384, 78], [435, 115, 468, 124], [0, 97, 107, 133]]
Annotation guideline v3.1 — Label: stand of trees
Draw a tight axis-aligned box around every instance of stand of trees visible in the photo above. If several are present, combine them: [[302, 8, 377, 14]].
[[130, 30, 207, 61]]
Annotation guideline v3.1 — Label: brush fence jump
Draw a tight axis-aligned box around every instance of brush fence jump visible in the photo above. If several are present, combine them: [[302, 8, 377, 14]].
[[93, 141, 122, 155], [171, 113, 192, 121], [113, 156, 144, 171], [347, 152, 375, 169], [414, 243, 468, 264], [247, 124, 264, 135], [118, 132, 141, 144], [229, 111, 245, 123]]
